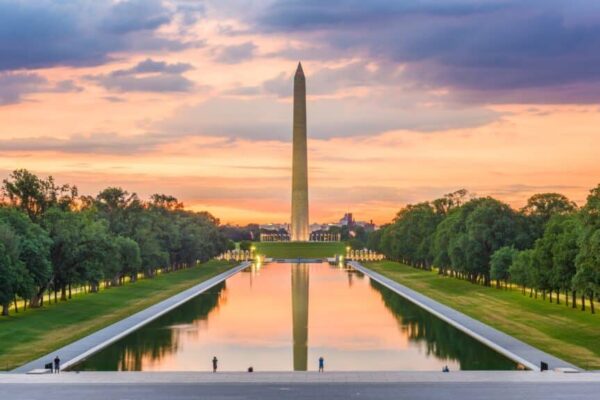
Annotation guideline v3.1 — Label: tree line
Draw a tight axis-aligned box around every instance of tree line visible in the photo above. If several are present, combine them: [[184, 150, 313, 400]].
[[368, 187, 600, 313], [0, 169, 230, 316]]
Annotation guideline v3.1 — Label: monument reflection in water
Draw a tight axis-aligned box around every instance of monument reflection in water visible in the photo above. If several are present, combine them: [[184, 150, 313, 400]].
[[292, 263, 309, 371], [73, 263, 517, 371]]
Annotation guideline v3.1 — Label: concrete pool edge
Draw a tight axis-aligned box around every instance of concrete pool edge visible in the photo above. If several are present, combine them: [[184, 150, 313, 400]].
[[11, 261, 251, 374], [350, 261, 578, 372], [1, 371, 599, 384]]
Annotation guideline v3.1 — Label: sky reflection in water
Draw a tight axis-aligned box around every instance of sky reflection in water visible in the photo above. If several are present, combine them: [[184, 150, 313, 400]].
[[74, 263, 517, 371]]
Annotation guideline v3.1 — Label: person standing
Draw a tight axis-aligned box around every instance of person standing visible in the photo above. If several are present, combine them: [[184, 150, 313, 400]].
[[318, 357, 324, 372], [212, 356, 218, 373], [53, 356, 60, 374]]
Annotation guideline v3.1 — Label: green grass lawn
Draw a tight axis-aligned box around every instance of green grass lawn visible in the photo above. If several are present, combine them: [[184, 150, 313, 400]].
[[254, 242, 346, 258], [0, 260, 233, 371], [366, 260, 600, 370]]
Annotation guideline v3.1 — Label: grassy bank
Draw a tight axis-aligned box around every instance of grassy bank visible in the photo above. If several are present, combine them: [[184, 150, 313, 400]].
[[366, 261, 600, 369], [0, 260, 234, 371], [254, 242, 346, 258]]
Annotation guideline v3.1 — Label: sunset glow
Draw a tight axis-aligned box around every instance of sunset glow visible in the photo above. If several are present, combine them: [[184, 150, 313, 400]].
[[2, 1, 599, 225]]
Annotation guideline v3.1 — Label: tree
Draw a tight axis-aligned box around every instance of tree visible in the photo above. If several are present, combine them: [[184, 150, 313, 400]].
[[521, 193, 577, 239], [431, 189, 469, 215], [574, 185, 600, 313], [149, 194, 183, 211], [132, 222, 169, 277], [76, 220, 119, 292], [490, 246, 517, 288], [366, 226, 386, 252], [0, 222, 22, 315], [574, 230, 599, 313], [2, 169, 77, 221], [93, 187, 142, 236], [42, 208, 116, 299], [432, 210, 461, 275], [509, 249, 534, 295], [431, 198, 524, 285], [116, 236, 142, 283], [381, 202, 443, 268], [349, 225, 369, 249], [379, 224, 397, 259], [0, 208, 52, 307], [549, 215, 580, 306], [0, 170, 228, 316], [42, 208, 82, 301]]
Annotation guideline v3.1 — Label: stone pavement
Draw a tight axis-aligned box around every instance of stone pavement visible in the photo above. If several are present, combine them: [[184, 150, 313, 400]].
[[0, 372, 599, 400], [12, 261, 251, 373], [350, 261, 578, 371]]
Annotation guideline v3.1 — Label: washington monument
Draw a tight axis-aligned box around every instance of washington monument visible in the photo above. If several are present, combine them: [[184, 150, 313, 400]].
[[291, 62, 309, 241]]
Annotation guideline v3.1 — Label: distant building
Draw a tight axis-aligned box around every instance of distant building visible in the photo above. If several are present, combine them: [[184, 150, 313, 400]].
[[339, 213, 354, 227], [258, 214, 376, 242], [309, 230, 341, 242], [337, 213, 376, 231], [309, 223, 330, 233], [260, 223, 290, 232], [359, 219, 376, 233]]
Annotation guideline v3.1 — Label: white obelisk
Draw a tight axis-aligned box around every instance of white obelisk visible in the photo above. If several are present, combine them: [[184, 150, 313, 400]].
[[291, 62, 309, 241]]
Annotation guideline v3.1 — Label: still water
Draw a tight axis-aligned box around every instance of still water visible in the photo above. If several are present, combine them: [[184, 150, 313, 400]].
[[73, 263, 517, 371]]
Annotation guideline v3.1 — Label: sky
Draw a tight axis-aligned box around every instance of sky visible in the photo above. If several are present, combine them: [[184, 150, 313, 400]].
[[1, 0, 599, 225]]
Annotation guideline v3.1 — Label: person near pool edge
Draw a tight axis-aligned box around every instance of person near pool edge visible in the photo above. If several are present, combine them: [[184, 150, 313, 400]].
[[53, 356, 60, 374], [212, 356, 218, 372], [318, 356, 324, 372]]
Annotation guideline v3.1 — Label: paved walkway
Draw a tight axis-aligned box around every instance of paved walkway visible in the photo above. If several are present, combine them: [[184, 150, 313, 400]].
[[350, 262, 578, 371], [1, 371, 598, 384], [12, 262, 251, 373], [1, 372, 599, 400]]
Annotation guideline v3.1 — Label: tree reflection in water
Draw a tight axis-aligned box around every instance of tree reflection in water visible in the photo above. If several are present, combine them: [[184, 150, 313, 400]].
[[368, 280, 518, 370], [72, 265, 518, 372], [73, 282, 226, 371]]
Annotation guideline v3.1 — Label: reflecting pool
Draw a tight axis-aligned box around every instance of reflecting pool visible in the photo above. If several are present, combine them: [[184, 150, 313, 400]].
[[73, 263, 518, 371]]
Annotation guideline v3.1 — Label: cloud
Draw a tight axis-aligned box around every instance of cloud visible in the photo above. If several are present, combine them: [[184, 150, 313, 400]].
[[88, 58, 196, 93], [94, 74, 195, 92], [261, 61, 405, 97], [102, 96, 126, 103], [254, 0, 600, 103], [0, 129, 237, 154], [158, 95, 499, 141], [122, 58, 194, 75], [0, 72, 82, 105], [213, 42, 257, 64], [485, 184, 584, 198], [0, 131, 191, 154], [175, 1, 206, 26], [0, 133, 160, 154], [225, 86, 262, 96], [101, 0, 172, 34], [214, 61, 501, 139], [0, 0, 200, 71]]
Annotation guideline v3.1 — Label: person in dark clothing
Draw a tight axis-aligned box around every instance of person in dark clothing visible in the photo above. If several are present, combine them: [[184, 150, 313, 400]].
[[53, 356, 60, 374], [212, 356, 218, 373], [318, 357, 324, 372]]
